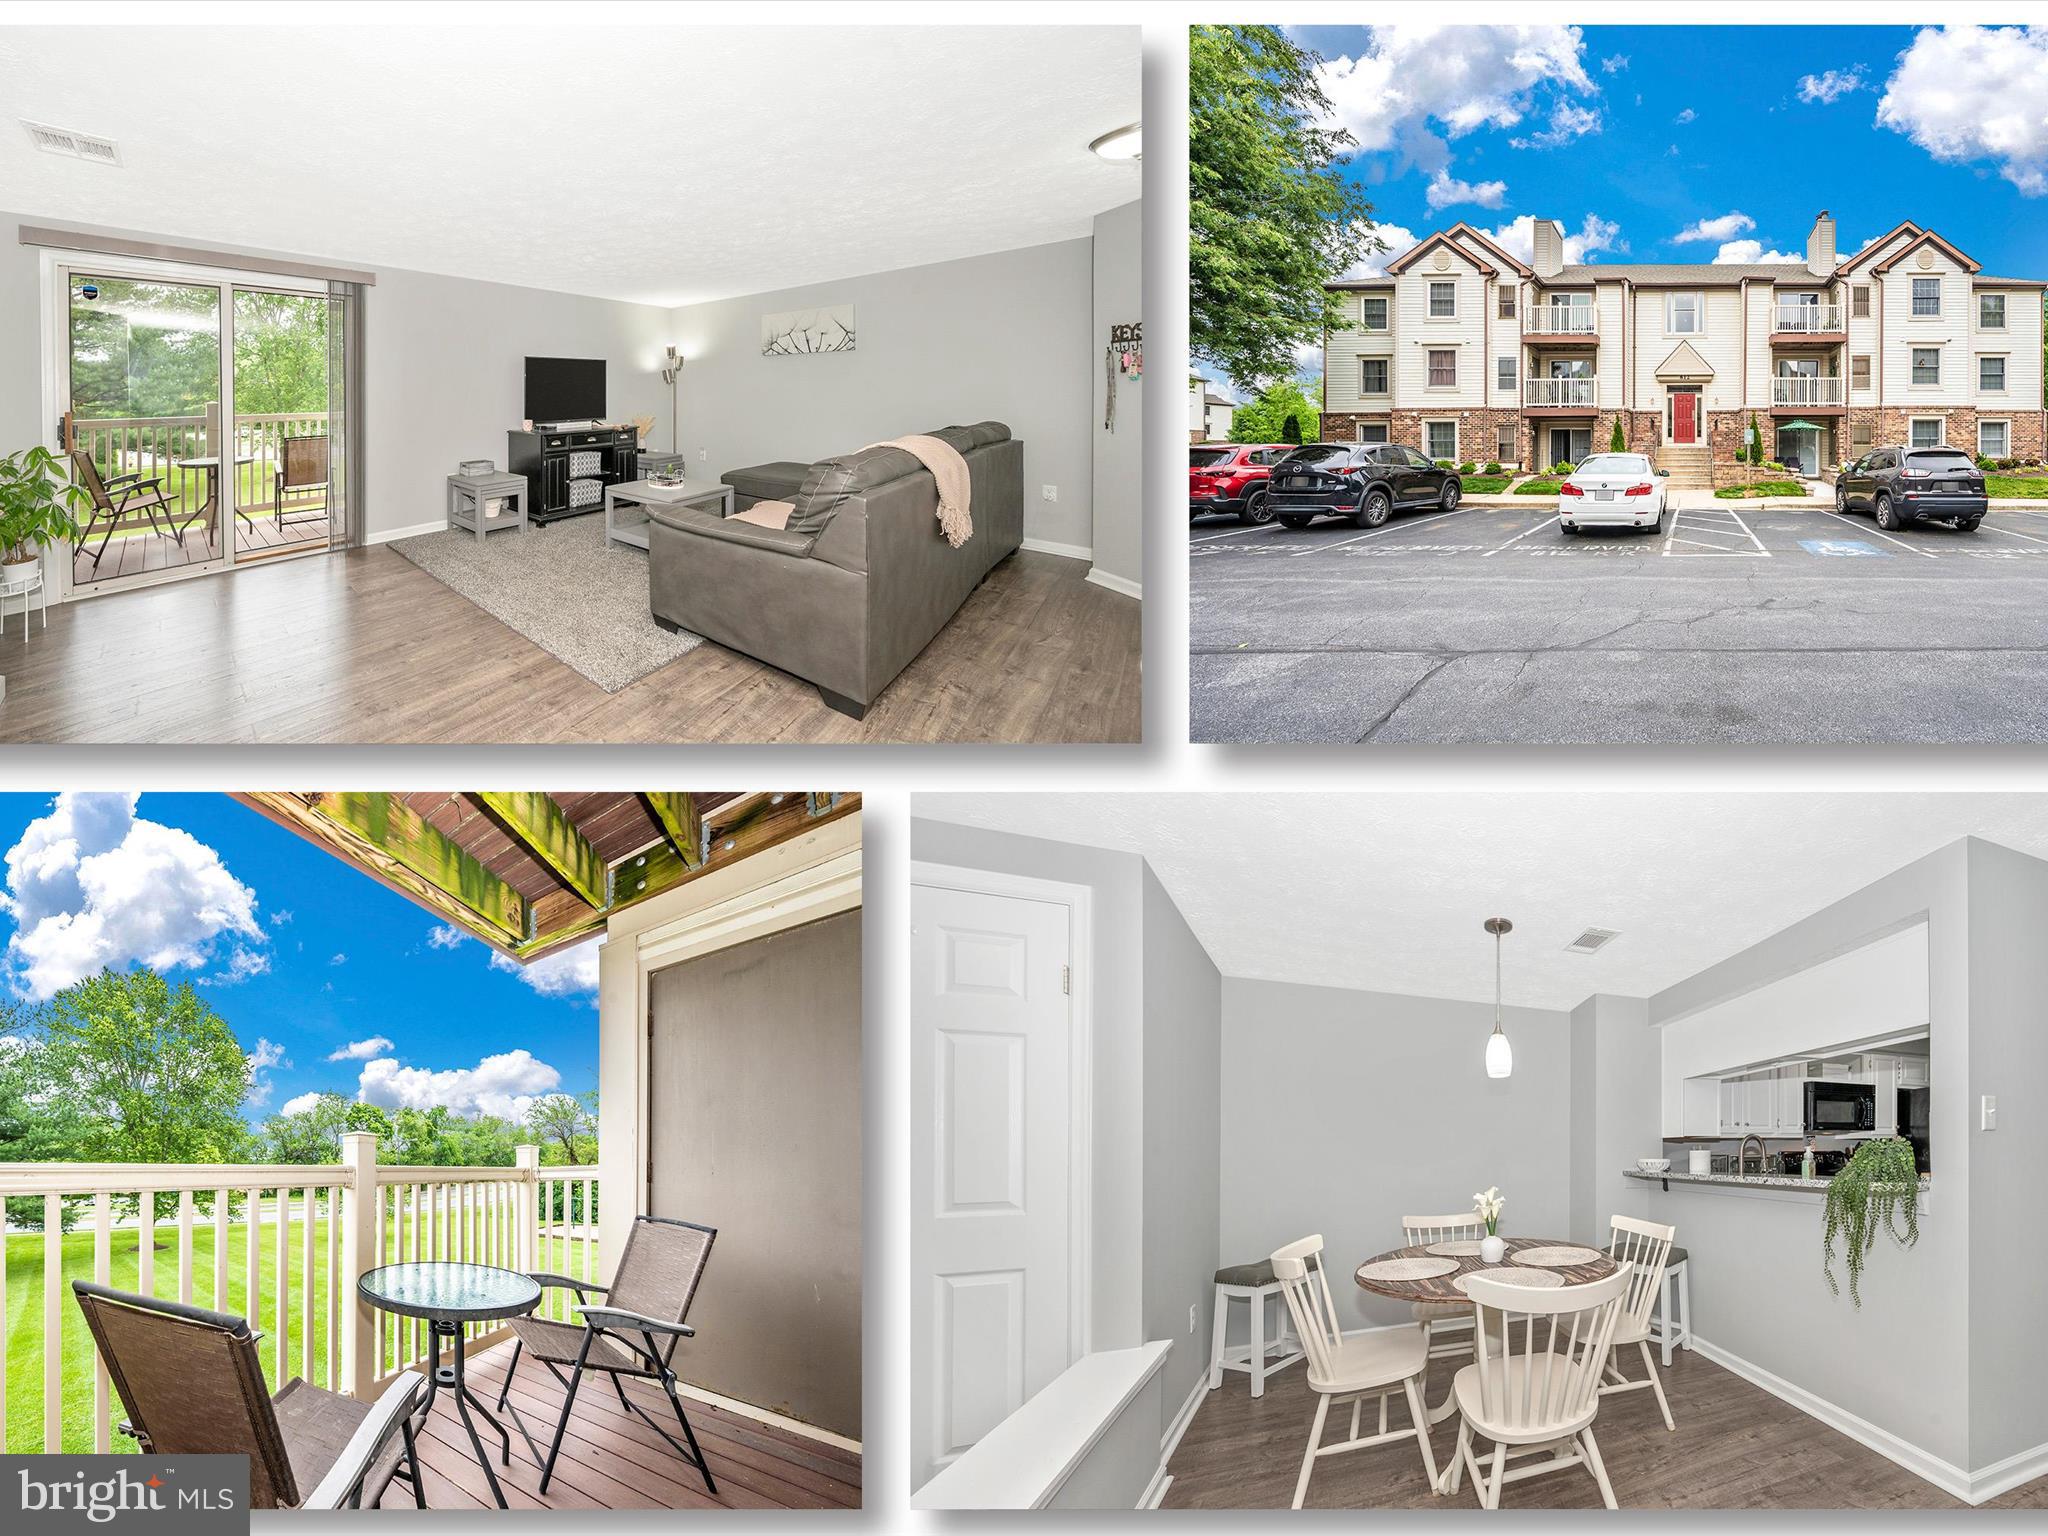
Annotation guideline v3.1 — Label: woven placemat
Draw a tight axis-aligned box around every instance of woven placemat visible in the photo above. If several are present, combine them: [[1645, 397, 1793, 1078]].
[[1456, 1267, 1566, 1294], [1359, 1256, 1461, 1282], [1426, 1240, 1485, 1257], [1511, 1245, 1603, 1267]]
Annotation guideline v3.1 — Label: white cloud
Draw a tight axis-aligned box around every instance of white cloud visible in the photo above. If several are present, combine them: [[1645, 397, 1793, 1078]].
[[490, 938, 601, 998], [1713, 240, 1804, 264], [328, 952, 347, 966], [326, 1036, 394, 1062], [279, 1091, 324, 1117], [1482, 213, 1622, 266], [272, 910, 294, 926], [356, 1048, 562, 1121], [1509, 99, 1602, 151], [200, 947, 270, 987], [1, 792, 265, 1001], [1673, 212, 1755, 244], [1674, 107, 1696, 125], [1600, 54, 1629, 74], [245, 1037, 288, 1106], [1337, 221, 1420, 280], [1878, 26, 2048, 195], [1798, 67, 1866, 104], [426, 925, 466, 949], [1425, 169, 1508, 212]]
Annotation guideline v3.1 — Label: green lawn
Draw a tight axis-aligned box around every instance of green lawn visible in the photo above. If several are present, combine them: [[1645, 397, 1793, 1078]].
[[1987, 475, 2048, 499], [6, 1212, 595, 1453], [1513, 477, 1565, 495], [1461, 476, 1511, 495], [1714, 480, 1806, 499]]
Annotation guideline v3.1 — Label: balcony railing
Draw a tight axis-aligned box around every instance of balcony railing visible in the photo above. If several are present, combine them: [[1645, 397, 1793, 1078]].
[[0, 1138, 598, 1453], [1770, 376, 1845, 406], [1525, 306, 1598, 336], [1525, 378, 1598, 407], [67, 407, 329, 524], [1772, 304, 1844, 334]]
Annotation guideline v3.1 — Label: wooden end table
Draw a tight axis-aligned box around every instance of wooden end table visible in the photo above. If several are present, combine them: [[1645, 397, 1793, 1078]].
[[446, 471, 528, 542], [605, 477, 735, 551]]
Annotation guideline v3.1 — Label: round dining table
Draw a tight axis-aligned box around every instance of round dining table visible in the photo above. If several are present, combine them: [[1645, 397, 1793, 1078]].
[[1354, 1236, 1619, 1425]]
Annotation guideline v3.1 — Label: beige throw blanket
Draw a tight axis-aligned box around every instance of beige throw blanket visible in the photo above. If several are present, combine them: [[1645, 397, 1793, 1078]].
[[863, 435, 973, 547], [732, 500, 794, 530]]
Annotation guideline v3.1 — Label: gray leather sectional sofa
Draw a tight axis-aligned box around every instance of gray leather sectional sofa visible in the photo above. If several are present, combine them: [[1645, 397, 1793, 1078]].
[[646, 422, 1023, 718]]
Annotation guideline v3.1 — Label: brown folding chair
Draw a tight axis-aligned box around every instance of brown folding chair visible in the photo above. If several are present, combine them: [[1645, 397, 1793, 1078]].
[[73, 1280, 427, 1510], [68, 448, 200, 569], [498, 1215, 719, 1494], [276, 435, 329, 526]]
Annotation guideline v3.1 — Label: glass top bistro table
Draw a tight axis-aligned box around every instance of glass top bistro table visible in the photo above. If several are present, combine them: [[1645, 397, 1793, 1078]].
[[1354, 1237, 1619, 1427], [358, 1262, 543, 1508]]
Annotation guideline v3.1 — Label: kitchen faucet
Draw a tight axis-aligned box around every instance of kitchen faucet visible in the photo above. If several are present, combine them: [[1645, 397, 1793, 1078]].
[[1739, 1133, 1770, 1179]]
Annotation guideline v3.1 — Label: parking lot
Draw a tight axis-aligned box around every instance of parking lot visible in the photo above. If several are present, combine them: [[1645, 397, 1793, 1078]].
[[1189, 491, 2048, 743]]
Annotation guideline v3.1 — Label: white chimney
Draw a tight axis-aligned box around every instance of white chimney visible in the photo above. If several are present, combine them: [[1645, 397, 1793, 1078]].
[[1807, 210, 1837, 277], [1532, 219, 1565, 280]]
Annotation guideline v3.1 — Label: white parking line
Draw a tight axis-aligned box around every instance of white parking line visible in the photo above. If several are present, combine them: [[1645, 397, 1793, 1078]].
[[1813, 506, 1938, 559], [1977, 518, 2048, 549], [1293, 503, 1473, 556], [1189, 520, 1286, 545], [1662, 503, 1769, 557], [1483, 514, 1561, 555]]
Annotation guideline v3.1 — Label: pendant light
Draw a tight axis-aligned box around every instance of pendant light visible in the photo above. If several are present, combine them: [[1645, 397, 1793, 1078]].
[[1484, 917, 1514, 1079]]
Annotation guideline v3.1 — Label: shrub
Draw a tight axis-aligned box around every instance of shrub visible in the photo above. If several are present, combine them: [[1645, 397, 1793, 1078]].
[[1550, 461, 1576, 476], [1482, 461, 1502, 475], [1746, 413, 1763, 466], [1609, 417, 1626, 453], [1457, 461, 1477, 475], [1434, 459, 1454, 469], [1979, 454, 1998, 472]]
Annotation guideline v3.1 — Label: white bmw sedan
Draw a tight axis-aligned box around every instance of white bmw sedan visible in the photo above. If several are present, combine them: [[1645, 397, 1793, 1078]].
[[1557, 452, 1669, 535]]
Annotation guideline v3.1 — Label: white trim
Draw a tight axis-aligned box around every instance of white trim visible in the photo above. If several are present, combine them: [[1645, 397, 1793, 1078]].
[[911, 861, 1095, 1365], [1422, 417, 1460, 463], [1979, 418, 2013, 458], [1139, 1467, 1174, 1509], [1908, 416, 1948, 450], [675, 1379, 862, 1457], [1020, 535, 1093, 562], [366, 518, 449, 546], [1085, 567, 1142, 602], [1160, 1369, 1206, 1463]]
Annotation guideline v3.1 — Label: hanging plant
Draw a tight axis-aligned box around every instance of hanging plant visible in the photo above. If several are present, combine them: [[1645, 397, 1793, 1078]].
[[1821, 1136, 1920, 1306]]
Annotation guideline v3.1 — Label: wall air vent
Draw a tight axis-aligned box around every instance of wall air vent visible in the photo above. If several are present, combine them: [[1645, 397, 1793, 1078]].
[[1565, 927, 1621, 954], [21, 120, 121, 166]]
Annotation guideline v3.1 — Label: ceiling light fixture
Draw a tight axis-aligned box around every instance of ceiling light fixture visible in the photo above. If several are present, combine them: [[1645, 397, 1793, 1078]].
[[1485, 917, 1514, 1080], [1089, 123, 1142, 162]]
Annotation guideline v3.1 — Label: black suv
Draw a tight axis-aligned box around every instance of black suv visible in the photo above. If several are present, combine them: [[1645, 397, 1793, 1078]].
[[1836, 444, 1987, 531], [1265, 443, 1463, 529]]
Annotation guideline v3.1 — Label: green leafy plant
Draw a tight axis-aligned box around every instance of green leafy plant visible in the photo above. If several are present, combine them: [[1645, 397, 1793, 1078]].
[[1822, 1136, 1920, 1306], [1610, 417, 1626, 453], [0, 446, 88, 565], [1746, 414, 1764, 466]]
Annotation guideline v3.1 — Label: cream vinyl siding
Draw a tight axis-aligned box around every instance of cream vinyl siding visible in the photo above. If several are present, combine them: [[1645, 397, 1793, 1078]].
[[1628, 288, 1744, 409], [1884, 249, 1969, 406], [1976, 286, 2042, 410], [1396, 249, 1487, 405], [1322, 289, 1396, 413], [1848, 279, 1882, 405], [1595, 284, 1626, 407], [1743, 283, 1775, 404]]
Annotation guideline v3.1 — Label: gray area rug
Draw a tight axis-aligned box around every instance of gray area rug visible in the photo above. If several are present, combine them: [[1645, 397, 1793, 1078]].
[[389, 514, 700, 692]]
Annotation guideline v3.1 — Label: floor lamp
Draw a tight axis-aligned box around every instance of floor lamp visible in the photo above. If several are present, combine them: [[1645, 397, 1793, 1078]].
[[662, 347, 684, 453]]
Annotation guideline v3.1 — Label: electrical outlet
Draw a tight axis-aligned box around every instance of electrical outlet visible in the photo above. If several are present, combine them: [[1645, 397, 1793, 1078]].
[[1982, 1094, 1998, 1131], [698, 448, 709, 461], [1041, 484, 1058, 502], [1188, 1303, 1198, 1334]]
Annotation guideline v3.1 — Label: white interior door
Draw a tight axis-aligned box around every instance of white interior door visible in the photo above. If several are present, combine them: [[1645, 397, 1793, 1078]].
[[910, 880, 1073, 1493]]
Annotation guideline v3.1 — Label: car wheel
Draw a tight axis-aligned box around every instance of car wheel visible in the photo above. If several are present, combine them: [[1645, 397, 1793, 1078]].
[[1835, 483, 1849, 513], [1959, 516, 1983, 532], [1240, 489, 1272, 526], [1875, 495, 1903, 532], [1440, 481, 1462, 511], [1352, 491, 1392, 529], [1278, 515, 1312, 531]]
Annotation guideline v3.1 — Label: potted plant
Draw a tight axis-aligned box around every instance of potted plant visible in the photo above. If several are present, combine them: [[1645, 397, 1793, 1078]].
[[1473, 1186, 1507, 1263], [0, 446, 88, 582], [1821, 1136, 1920, 1306]]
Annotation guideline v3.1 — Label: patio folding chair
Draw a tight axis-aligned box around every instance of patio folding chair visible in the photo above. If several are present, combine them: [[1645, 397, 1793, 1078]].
[[72, 1279, 427, 1510], [276, 434, 330, 526], [497, 1214, 719, 1495], [68, 448, 201, 571]]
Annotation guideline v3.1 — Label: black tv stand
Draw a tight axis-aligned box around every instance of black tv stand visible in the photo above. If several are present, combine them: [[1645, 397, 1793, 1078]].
[[506, 426, 640, 525]]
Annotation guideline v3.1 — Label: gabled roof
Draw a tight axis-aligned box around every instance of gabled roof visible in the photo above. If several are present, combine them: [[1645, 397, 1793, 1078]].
[[1836, 221, 1922, 275], [1550, 263, 1803, 286], [1439, 222, 1533, 277], [1384, 229, 1498, 278], [1870, 228, 1981, 275], [1654, 341, 1715, 381]]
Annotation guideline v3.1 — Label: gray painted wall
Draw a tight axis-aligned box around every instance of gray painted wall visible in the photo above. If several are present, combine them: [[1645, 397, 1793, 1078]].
[[1568, 993, 1658, 1248], [1219, 977, 1575, 1332], [671, 239, 1097, 553], [1140, 862, 1220, 1441], [1089, 199, 1143, 589]]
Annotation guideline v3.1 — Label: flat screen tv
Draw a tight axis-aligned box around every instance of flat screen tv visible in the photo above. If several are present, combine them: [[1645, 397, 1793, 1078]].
[[524, 356, 606, 423]]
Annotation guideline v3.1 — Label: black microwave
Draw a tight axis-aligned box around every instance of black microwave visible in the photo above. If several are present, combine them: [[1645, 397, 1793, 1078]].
[[1805, 1080, 1876, 1133]]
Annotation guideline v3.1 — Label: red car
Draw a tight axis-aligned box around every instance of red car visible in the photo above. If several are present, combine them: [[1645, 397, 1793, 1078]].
[[1190, 443, 1291, 524]]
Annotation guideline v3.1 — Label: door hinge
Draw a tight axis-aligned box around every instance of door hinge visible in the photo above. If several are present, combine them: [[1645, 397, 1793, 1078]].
[[1062, 965, 1070, 995]]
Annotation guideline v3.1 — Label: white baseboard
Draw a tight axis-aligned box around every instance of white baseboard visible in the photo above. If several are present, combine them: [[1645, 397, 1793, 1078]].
[[1967, 1439, 2048, 1506], [367, 518, 447, 545], [1138, 1468, 1173, 1509], [1084, 567, 1143, 601], [1021, 536, 1093, 562], [1161, 1370, 1206, 1460], [673, 1380, 861, 1457]]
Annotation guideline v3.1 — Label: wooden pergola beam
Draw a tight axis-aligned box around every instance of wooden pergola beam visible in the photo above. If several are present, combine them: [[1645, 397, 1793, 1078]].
[[476, 791, 607, 910], [642, 793, 703, 869]]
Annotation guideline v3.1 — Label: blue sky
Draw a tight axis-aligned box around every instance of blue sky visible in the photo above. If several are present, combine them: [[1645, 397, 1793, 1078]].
[[0, 793, 597, 1124], [1207, 23, 2048, 394]]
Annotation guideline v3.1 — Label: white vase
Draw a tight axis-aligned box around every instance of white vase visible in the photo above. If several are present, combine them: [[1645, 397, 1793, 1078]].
[[1, 556, 37, 585], [1480, 1234, 1507, 1264]]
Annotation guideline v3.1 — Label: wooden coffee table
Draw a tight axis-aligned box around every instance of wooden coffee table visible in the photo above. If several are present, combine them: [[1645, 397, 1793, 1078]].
[[605, 477, 734, 551]]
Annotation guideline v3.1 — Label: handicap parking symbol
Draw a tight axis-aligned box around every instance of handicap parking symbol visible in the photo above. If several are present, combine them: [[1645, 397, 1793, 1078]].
[[1799, 539, 1891, 558]]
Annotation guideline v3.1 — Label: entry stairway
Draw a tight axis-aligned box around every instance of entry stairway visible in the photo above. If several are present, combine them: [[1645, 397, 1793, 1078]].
[[1654, 442, 1714, 490]]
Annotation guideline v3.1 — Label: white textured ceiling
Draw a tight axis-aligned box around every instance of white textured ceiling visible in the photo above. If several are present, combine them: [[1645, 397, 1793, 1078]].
[[914, 794, 2048, 1012], [0, 24, 1139, 306]]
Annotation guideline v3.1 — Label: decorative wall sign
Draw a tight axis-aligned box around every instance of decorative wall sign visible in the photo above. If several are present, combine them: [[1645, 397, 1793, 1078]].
[[762, 304, 856, 357], [1104, 320, 1142, 432]]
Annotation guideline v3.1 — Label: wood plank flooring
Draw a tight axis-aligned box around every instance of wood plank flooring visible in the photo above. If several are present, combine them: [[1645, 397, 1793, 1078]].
[[71, 511, 330, 586], [0, 543, 1139, 744], [1164, 1342, 2048, 1510], [388, 1337, 860, 1511]]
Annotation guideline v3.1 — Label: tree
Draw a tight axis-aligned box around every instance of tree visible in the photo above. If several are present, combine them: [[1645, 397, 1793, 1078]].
[[1230, 380, 1321, 445], [1610, 417, 1626, 453], [525, 1090, 598, 1165], [1190, 25, 1377, 387], [1746, 414, 1764, 466]]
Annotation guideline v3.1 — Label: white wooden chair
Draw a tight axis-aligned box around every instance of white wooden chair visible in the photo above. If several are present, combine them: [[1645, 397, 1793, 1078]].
[[1402, 1212, 1486, 1359], [1270, 1234, 1439, 1509], [1654, 1245, 1691, 1366], [1443, 1266, 1631, 1510], [1206, 1259, 1303, 1398], [1597, 1215, 1677, 1430]]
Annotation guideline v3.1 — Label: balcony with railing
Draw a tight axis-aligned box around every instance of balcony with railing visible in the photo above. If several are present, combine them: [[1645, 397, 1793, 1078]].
[[65, 405, 332, 585], [1524, 377, 1599, 409], [1770, 303, 1846, 342], [1522, 304, 1600, 343], [1770, 375, 1846, 408]]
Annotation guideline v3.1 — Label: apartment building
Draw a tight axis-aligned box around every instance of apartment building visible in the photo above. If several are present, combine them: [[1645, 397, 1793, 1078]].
[[1322, 212, 2044, 475]]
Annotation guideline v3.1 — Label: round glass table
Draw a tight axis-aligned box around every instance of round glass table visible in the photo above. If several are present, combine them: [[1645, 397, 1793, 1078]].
[[358, 1262, 542, 1508]]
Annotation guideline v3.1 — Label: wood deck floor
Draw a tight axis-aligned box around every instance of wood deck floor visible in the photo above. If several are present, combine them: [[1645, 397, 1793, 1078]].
[[391, 1338, 860, 1511], [1163, 1342, 2048, 1510], [72, 509, 331, 585]]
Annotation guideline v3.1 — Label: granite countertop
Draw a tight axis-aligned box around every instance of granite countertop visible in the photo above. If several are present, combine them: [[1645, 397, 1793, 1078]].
[[1624, 1167, 1932, 1193]]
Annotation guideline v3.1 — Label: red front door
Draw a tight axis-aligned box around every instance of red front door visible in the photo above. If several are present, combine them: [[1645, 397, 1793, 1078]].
[[1673, 391, 1698, 444]]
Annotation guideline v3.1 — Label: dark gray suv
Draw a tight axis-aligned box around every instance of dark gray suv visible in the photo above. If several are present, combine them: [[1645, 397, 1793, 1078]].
[[1835, 445, 1987, 532]]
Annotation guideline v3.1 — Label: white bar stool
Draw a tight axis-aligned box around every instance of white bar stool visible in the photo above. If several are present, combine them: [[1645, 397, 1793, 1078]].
[[1654, 1245, 1692, 1367], [1207, 1259, 1303, 1398]]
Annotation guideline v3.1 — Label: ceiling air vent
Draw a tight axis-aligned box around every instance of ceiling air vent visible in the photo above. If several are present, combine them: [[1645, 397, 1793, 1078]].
[[21, 120, 121, 166], [1565, 927, 1621, 954]]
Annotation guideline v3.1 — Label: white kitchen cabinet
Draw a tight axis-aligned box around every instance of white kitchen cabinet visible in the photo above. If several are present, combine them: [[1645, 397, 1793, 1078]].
[[1872, 1056, 1899, 1135], [1775, 1064, 1805, 1134], [1896, 1057, 1930, 1089]]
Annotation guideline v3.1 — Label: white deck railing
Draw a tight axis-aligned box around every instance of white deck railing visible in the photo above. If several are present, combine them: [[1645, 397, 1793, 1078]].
[[1525, 377, 1598, 406], [1772, 304, 1844, 334], [1770, 376, 1845, 406], [66, 408, 329, 524], [1525, 305, 1598, 336], [0, 1137, 597, 1453]]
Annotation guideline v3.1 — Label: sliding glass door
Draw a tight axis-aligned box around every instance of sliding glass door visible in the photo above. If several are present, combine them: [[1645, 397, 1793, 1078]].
[[229, 287, 336, 564]]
